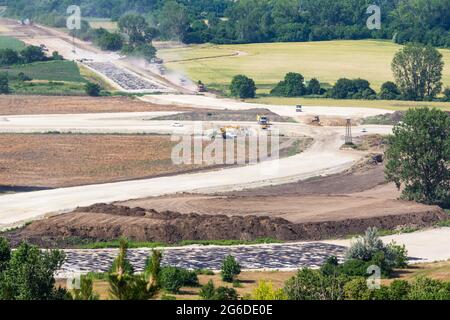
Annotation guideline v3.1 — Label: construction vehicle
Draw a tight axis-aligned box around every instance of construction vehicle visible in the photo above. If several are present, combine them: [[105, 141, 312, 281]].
[[296, 105, 303, 112], [311, 115, 321, 126], [197, 80, 207, 93], [219, 125, 240, 139], [257, 115, 270, 130]]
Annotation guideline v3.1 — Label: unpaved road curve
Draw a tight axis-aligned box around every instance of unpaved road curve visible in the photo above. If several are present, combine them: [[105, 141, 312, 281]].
[[0, 109, 392, 228]]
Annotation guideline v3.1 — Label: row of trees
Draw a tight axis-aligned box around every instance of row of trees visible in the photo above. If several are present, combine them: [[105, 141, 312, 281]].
[[229, 43, 448, 101], [0, 45, 62, 67], [3, 0, 450, 47]]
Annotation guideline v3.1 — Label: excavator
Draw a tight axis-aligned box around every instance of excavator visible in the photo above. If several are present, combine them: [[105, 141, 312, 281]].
[[219, 125, 240, 139]]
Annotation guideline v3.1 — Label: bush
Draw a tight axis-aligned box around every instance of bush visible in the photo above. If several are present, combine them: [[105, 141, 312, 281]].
[[230, 75, 256, 99], [17, 72, 32, 82], [330, 78, 376, 99], [221, 255, 241, 282], [84, 82, 101, 97], [270, 72, 307, 97], [0, 48, 20, 66], [283, 268, 347, 300], [407, 276, 450, 300], [20, 45, 47, 64], [252, 281, 287, 300], [199, 280, 239, 300], [443, 88, 450, 102], [307, 78, 322, 95], [0, 73, 10, 94], [379, 81, 400, 100], [160, 267, 199, 293]]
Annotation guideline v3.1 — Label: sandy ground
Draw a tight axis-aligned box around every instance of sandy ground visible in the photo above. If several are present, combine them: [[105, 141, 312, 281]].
[[0, 95, 194, 115]]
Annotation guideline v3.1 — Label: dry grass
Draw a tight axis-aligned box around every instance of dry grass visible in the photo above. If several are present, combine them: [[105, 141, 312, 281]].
[[0, 95, 192, 115], [159, 40, 450, 93]]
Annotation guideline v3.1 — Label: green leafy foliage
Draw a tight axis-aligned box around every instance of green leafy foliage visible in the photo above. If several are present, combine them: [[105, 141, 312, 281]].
[[271, 73, 307, 97], [199, 280, 239, 300], [0, 239, 66, 300], [230, 75, 256, 99], [385, 108, 450, 207], [221, 255, 241, 282]]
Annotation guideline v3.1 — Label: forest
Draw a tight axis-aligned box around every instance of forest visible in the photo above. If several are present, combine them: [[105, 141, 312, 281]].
[[1, 0, 449, 47]]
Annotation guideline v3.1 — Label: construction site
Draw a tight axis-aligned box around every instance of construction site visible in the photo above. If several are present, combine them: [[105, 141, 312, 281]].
[[0, 17, 449, 275]]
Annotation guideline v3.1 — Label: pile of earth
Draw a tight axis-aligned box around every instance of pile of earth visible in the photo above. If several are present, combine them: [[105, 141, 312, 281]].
[[362, 111, 405, 125], [3, 202, 447, 249], [152, 108, 292, 122]]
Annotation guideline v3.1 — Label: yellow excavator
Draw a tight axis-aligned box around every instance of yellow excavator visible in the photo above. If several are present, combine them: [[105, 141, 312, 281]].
[[219, 125, 240, 139]]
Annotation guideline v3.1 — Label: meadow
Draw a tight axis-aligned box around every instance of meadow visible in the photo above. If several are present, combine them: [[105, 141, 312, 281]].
[[0, 60, 86, 82], [159, 40, 450, 95], [0, 35, 26, 50]]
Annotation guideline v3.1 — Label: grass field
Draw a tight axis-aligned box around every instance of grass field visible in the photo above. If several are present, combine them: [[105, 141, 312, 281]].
[[159, 40, 450, 94], [0, 35, 25, 50], [249, 97, 450, 111], [0, 60, 86, 82], [85, 18, 118, 31]]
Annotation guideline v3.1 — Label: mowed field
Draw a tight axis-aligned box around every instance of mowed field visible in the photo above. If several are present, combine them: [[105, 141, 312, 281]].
[[159, 40, 450, 93], [0, 35, 25, 50]]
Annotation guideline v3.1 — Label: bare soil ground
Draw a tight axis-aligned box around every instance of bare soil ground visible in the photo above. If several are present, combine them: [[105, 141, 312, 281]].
[[0, 134, 204, 188], [0, 134, 306, 189], [153, 108, 293, 123], [0, 95, 193, 115]]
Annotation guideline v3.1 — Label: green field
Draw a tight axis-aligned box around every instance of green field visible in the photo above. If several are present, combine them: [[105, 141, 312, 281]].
[[0, 60, 86, 82], [159, 40, 450, 94], [0, 36, 26, 50], [250, 97, 450, 111], [85, 18, 118, 31]]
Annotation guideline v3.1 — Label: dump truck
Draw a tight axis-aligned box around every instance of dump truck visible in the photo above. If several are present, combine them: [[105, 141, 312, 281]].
[[257, 115, 270, 129], [197, 81, 207, 93]]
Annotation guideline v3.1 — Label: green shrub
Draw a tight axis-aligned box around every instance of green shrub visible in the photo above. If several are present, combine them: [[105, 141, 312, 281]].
[[85, 82, 101, 97], [270, 72, 307, 97], [198, 280, 239, 300], [230, 75, 256, 99], [160, 267, 199, 293], [221, 255, 241, 282], [252, 281, 287, 300], [407, 276, 450, 300]]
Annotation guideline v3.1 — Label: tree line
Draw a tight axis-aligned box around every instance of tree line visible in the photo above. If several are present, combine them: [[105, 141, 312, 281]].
[[2, 0, 450, 47]]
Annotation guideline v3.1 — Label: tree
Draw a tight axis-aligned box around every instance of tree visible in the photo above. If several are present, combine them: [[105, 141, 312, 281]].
[[71, 275, 99, 300], [307, 78, 322, 95], [20, 45, 46, 63], [158, 1, 190, 41], [107, 239, 157, 300], [0, 241, 66, 300], [379, 81, 400, 100], [443, 88, 450, 102], [144, 250, 162, 288], [97, 32, 124, 51], [230, 75, 256, 99], [385, 108, 450, 207], [392, 43, 444, 100], [0, 49, 20, 66], [0, 237, 11, 273], [118, 14, 155, 46], [0, 73, 10, 94], [85, 82, 101, 97], [271, 72, 306, 97], [51, 51, 63, 60], [199, 280, 239, 300], [221, 255, 241, 282]]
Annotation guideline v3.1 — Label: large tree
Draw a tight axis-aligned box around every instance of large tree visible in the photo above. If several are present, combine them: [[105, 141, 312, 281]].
[[391, 43, 444, 100], [385, 108, 450, 207], [118, 14, 157, 46]]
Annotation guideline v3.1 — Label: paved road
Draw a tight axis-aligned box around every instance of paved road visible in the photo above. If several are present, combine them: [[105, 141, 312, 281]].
[[56, 228, 450, 277], [58, 242, 347, 277]]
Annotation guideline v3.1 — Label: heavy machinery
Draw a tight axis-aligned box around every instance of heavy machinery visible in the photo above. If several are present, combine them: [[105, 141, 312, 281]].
[[197, 80, 207, 93], [219, 126, 240, 139], [257, 115, 270, 130], [311, 115, 321, 126]]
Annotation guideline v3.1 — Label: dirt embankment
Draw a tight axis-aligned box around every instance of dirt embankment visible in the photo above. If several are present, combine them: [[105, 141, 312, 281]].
[[3, 203, 446, 248], [153, 108, 293, 123], [0, 95, 193, 115]]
